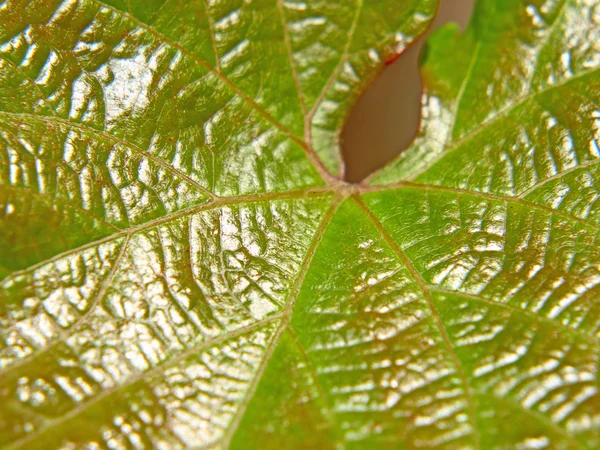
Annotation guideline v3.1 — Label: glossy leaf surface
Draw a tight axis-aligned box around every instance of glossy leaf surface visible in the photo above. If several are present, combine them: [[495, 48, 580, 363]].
[[1, 0, 600, 448]]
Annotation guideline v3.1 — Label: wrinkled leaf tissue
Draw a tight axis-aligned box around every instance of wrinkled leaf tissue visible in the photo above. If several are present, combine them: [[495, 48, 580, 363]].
[[1, 0, 599, 448]]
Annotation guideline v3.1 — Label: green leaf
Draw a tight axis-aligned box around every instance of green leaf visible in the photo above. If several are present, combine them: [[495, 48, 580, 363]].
[[1, 0, 599, 448]]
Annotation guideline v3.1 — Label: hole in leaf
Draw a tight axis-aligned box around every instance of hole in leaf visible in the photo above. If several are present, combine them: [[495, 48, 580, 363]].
[[341, 0, 475, 183]]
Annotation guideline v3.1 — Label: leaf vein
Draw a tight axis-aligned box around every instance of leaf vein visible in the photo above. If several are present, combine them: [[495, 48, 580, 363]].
[[406, 63, 600, 182], [354, 195, 482, 450], [220, 194, 343, 446], [1, 188, 334, 281], [276, 0, 307, 119], [0, 110, 214, 198], [0, 236, 130, 377], [366, 182, 600, 231], [6, 314, 283, 450], [429, 286, 600, 346], [92, 0, 333, 184]]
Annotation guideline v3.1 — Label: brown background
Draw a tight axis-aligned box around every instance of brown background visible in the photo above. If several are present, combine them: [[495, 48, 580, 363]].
[[342, 0, 476, 182]]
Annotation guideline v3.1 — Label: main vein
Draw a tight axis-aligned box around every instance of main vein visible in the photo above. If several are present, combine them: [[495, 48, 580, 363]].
[[354, 195, 482, 450], [1, 187, 335, 281], [93, 0, 333, 184], [220, 193, 344, 446]]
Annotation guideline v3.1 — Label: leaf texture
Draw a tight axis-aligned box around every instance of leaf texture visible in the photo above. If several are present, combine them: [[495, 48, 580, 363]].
[[1, 0, 600, 448]]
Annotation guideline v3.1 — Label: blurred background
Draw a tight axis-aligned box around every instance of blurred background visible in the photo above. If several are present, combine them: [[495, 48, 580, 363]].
[[341, 0, 476, 182]]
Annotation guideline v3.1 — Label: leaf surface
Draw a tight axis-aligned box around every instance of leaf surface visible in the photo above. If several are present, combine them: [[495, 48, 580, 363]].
[[1, 0, 600, 448]]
